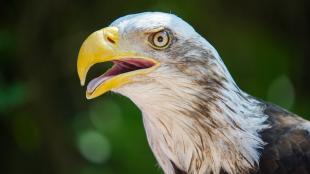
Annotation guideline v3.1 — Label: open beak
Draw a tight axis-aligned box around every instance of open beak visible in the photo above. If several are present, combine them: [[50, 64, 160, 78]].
[[77, 27, 159, 99]]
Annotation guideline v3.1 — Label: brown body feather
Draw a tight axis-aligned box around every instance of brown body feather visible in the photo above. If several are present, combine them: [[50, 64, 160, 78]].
[[256, 103, 310, 174]]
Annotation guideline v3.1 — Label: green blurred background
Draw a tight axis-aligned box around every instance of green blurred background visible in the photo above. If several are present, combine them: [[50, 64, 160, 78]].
[[0, 0, 309, 173]]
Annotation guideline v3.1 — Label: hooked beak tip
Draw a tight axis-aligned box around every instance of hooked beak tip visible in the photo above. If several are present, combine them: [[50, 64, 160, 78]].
[[80, 80, 85, 86]]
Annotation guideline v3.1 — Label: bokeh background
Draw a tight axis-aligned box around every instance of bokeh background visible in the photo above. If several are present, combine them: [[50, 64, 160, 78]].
[[1, 0, 310, 174]]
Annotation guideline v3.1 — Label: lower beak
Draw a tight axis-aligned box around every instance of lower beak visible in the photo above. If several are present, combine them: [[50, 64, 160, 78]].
[[77, 27, 159, 99]]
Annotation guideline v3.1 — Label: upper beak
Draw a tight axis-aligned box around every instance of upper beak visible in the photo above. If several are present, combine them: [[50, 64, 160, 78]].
[[77, 27, 159, 99], [77, 27, 120, 86]]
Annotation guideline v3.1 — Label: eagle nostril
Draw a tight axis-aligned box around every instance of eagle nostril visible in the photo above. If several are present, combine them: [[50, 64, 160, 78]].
[[107, 36, 116, 44]]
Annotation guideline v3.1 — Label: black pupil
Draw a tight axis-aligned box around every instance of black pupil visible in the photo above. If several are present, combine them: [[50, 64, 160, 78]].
[[157, 36, 164, 42]]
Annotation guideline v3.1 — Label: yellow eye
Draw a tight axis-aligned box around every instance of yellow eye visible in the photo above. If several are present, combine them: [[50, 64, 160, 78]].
[[149, 30, 170, 49]]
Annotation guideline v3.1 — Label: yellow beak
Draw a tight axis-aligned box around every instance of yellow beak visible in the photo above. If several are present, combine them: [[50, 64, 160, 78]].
[[77, 27, 159, 99]]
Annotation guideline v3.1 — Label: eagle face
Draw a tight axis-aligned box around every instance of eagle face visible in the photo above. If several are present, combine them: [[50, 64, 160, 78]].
[[77, 12, 217, 101]]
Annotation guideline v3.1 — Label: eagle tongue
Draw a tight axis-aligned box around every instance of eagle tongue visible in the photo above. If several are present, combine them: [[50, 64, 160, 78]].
[[87, 75, 113, 94], [86, 63, 123, 94]]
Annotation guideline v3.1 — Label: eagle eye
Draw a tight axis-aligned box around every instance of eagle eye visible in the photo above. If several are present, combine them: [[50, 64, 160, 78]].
[[148, 30, 171, 49]]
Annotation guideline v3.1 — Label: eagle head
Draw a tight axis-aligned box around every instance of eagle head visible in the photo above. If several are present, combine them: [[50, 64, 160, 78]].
[[77, 12, 222, 100], [77, 12, 269, 174]]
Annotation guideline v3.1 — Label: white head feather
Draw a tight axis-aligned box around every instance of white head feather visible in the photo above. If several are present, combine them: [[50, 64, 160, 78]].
[[110, 12, 269, 174]]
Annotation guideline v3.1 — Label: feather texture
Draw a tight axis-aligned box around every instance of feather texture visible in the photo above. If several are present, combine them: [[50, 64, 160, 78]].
[[106, 12, 310, 174], [257, 104, 310, 174]]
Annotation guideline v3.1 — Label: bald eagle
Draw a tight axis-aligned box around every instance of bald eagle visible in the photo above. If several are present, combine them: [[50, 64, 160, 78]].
[[77, 12, 310, 174]]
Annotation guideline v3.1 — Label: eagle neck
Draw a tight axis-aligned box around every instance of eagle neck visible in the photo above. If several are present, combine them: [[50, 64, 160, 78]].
[[139, 84, 269, 174]]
